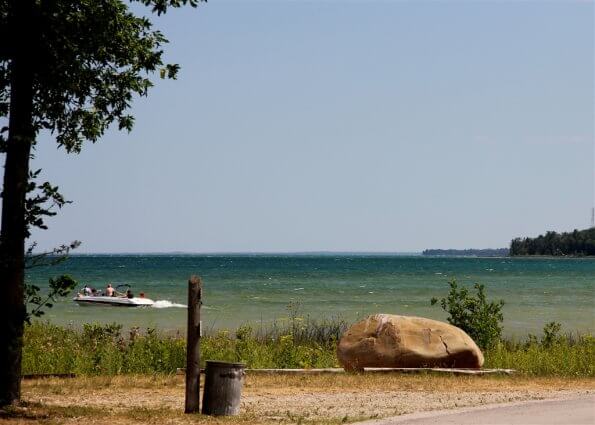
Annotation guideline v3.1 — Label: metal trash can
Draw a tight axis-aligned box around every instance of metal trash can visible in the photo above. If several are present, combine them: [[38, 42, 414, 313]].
[[201, 361, 246, 416]]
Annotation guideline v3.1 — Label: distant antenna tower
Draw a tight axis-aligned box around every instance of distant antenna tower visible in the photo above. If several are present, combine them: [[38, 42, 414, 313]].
[[592, 207, 595, 228]]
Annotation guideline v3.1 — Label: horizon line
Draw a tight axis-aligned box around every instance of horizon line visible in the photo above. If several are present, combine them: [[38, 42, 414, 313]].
[[40, 248, 508, 256], [61, 250, 425, 256]]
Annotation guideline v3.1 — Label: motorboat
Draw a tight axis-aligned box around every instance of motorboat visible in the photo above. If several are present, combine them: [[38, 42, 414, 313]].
[[74, 294, 154, 307], [73, 284, 154, 307]]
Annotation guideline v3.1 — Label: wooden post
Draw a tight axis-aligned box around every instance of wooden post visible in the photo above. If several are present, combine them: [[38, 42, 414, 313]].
[[184, 275, 202, 413]]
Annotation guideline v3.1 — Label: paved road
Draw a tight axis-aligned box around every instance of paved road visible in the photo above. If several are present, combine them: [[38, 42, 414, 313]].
[[357, 395, 595, 425]]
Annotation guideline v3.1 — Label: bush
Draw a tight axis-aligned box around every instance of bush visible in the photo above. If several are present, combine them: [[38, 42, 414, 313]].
[[541, 321, 562, 347], [431, 279, 504, 349]]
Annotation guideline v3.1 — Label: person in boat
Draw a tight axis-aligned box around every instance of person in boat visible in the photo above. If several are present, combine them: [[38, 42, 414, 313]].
[[105, 283, 115, 297], [83, 285, 92, 296], [126, 289, 134, 299]]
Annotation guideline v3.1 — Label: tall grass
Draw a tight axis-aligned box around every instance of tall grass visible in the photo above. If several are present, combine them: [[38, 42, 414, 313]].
[[23, 320, 594, 377], [22, 317, 344, 375], [484, 334, 595, 377], [24, 322, 187, 375]]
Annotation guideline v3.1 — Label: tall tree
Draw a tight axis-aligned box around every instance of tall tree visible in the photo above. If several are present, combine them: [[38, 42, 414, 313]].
[[0, 0, 203, 405]]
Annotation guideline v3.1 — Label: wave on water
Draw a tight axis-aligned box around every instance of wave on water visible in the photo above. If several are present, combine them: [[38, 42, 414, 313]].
[[152, 300, 187, 309]]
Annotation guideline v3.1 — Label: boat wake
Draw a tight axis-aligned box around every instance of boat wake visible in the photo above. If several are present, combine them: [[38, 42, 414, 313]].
[[152, 300, 187, 309]]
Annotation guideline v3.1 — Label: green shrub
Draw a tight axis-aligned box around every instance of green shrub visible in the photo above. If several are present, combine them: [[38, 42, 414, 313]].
[[431, 279, 504, 349], [541, 321, 562, 347]]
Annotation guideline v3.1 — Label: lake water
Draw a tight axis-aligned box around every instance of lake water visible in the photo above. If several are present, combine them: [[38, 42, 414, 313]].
[[27, 254, 595, 336]]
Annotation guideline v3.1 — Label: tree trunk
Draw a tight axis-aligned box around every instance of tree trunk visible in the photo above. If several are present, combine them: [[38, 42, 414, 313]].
[[0, 0, 35, 406]]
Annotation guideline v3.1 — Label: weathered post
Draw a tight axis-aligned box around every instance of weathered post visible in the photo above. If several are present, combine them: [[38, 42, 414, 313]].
[[184, 275, 202, 413]]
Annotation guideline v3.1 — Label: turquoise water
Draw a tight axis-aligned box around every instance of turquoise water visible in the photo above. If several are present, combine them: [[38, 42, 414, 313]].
[[27, 255, 595, 336]]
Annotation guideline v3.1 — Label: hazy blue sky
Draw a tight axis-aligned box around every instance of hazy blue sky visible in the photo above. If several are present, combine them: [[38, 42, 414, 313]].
[[26, 0, 594, 253]]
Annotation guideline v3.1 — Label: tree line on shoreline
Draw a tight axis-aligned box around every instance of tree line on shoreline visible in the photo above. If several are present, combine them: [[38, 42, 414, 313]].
[[422, 248, 509, 257], [424, 228, 595, 257], [509, 228, 595, 257]]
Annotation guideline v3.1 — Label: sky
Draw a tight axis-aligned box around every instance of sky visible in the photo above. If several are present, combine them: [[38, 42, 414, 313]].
[[22, 0, 595, 253]]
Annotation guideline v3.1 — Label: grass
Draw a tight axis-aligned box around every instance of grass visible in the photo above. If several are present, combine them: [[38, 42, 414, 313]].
[[484, 334, 595, 376], [22, 318, 342, 375], [22, 319, 595, 377]]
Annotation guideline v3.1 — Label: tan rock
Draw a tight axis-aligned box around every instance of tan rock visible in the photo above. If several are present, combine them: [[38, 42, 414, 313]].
[[337, 314, 484, 371]]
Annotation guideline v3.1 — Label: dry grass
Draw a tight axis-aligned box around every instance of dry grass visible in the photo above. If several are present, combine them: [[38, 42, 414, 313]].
[[3, 374, 593, 424]]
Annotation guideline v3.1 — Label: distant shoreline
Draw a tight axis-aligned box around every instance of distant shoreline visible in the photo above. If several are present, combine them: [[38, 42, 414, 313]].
[[422, 248, 509, 257], [47, 251, 426, 256], [38, 252, 595, 259]]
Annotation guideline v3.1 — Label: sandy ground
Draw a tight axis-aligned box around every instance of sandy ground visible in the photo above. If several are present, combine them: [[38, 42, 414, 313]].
[[2, 374, 593, 424]]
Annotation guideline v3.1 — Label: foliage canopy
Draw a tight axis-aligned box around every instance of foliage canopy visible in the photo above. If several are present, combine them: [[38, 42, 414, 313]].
[[0, 0, 202, 153], [510, 228, 595, 256]]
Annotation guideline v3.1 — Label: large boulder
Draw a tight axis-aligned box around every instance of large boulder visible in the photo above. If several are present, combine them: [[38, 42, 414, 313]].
[[337, 314, 484, 370]]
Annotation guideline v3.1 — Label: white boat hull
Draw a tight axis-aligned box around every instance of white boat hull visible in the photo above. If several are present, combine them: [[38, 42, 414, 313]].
[[73, 295, 154, 307]]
